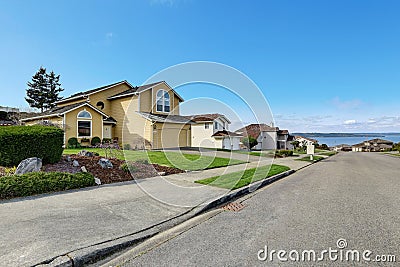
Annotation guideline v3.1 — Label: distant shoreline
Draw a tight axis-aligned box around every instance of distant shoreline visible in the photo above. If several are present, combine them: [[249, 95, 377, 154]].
[[292, 133, 400, 138]]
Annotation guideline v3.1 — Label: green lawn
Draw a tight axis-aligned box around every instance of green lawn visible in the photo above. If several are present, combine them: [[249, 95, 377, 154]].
[[295, 155, 324, 162], [63, 148, 245, 171], [195, 164, 290, 190]]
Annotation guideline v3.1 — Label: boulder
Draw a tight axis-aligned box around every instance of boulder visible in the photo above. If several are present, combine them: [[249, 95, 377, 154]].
[[66, 156, 72, 162], [94, 177, 102, 185], [72, 160, 80, 167], [15, 157, 42, 175], [81, 166, 87, 172], [78, 150, 94, 157], [98, 158, 113, 169]]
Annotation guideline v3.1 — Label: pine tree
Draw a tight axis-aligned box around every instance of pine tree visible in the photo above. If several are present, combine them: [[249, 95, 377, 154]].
[[25, 67, 64, 112], [45, 71, 64, 110]]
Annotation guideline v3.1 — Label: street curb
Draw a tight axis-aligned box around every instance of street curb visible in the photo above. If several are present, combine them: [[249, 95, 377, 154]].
[[35, 166, 306, 267]]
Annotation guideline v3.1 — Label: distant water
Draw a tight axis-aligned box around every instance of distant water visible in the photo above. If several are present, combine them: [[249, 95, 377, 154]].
[[312, 135, 400, 147]]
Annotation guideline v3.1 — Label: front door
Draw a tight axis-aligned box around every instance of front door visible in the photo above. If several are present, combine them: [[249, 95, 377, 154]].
[[104, 125, 112, 139]]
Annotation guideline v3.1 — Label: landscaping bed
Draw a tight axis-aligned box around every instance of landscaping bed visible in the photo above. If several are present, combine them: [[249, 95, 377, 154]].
[[42, 155, 184, 184]]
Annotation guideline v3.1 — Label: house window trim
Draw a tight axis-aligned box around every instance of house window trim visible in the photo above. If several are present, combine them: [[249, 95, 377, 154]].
[[205, 123, 210, 129], [77, 120, 92, 138], [77, 109, 92, 138], [156, 89, 171, 113]]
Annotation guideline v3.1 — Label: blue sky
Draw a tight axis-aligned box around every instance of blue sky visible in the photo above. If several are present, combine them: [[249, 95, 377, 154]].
[[0, 0, 399, 132]]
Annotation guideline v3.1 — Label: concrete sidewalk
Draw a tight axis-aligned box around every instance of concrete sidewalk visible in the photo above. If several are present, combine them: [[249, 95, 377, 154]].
[[0, 155, 313, 266]]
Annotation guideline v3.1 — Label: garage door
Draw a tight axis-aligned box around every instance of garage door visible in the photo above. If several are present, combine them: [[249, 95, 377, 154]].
[[154, 128, 188, 149]]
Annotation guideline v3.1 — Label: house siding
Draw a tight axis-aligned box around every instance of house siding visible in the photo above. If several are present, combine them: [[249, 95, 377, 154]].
[[64, 105, 103, 143]]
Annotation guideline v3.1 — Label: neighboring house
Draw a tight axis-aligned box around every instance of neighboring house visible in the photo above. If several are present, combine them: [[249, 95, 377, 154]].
[[235, 124, 292, 150], [294, 136, 318, 147], [184, 114, 242, 150], [21, 80, 193, 149], [352, 139, 393, 152], [334, 144, 352, 152]]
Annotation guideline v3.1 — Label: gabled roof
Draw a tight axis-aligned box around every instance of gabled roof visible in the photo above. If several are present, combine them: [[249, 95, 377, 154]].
[[21, 102, 109, 121], [235, 124, 278, 139], [107, 81, 163, 100], [212, 130, 242, 138], [137, 112, 194, 124], [184, 113, 231, 123], [107, 81, 184, 102], [56, 80, 135, 104], [103, 116, 117, 124]]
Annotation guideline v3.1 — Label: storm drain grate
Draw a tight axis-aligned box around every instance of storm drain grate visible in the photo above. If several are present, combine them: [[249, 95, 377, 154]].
[[221, 202, 245, 212]]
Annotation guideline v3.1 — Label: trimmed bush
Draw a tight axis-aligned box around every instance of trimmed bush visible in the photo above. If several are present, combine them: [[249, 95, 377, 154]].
[[0, 172, 95, 199], [91, 136, 101, 147], [275, 150, 294, 158], [0, 126, 64, 167], [67, 137, 80, 149]]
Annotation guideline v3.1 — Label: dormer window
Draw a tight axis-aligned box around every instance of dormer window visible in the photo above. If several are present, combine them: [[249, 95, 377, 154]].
[[156, 89, 170, 112]]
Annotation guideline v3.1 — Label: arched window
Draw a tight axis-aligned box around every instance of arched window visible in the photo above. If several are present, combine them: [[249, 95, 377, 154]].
[[77, 110, 92, 137], [156, 89, 170, 112], [77, 110, 92, 119]]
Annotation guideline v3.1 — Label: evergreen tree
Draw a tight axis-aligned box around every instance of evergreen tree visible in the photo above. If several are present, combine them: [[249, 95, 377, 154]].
[[45, 71, 64, 110], [25, 67, 64, 112]]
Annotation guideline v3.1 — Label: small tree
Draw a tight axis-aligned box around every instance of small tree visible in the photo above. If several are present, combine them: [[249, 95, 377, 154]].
[[242, 136, 258, 150], [25, 67, 64, 112]]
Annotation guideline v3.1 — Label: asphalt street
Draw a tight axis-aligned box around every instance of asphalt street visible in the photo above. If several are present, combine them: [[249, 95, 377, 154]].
[[118, 152, 400, 266]]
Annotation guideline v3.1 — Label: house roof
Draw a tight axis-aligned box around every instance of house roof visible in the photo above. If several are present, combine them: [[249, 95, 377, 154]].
[[107, 81, 185, 102], [353, 143, 366, 148], [21, 102, 109, 121], [367, 138, 393, 144], [56, 80, 135, 104], [212, 130, 242, 138], [184, 113, 231, 123], [103, 116, 117, 124], [278, 129, 289, 135], [235, 124, 278, 139], [107, 81, 162, 100], [137, 112, 194, 124]]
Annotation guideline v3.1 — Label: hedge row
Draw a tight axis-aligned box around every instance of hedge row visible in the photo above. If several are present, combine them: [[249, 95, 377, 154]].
[[0, 125, 64, 167], [0, 172, 95, 199]]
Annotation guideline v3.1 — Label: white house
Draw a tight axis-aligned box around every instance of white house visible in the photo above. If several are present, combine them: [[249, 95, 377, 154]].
[[294, 136, 318, 147], [235, 124, 292, 150], [185, 113, 242, 150]]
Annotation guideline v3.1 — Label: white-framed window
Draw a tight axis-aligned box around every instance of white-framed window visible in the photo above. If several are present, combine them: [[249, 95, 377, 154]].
[[77, 110, 92, 137], [205, 123, 210, 129], [214, 121, 218, 130], [156, 89, 170, 112]]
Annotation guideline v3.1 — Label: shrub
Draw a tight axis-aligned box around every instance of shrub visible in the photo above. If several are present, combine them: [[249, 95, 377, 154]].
[[102, 138, 112, 144], [242, 136, 258, 150], [67, 137, 80, 148], [4, 166, 16, 176], [91, 136, 101, 147], [0, 172, 95, 199], [275, 150, 294, 158], [120, 162, 138, 173], [123, 143, 132, 150], [0, 126, 64, 167]]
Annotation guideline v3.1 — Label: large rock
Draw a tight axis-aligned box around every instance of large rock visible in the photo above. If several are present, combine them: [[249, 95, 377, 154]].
[[78, 150, 94, 157], [15, 157, 42, 175], [98, 158, 113, 169]]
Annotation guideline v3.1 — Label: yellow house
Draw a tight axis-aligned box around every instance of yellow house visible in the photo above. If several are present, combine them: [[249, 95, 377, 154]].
[[21, 80, 192, 149]]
